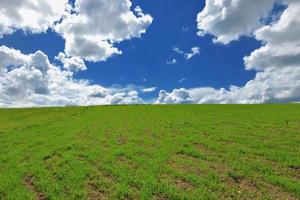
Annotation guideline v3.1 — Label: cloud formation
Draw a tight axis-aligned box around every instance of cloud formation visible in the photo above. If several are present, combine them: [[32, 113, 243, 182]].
[[244, 0, 300, 71], [185, 47, 200, 60], [166, 59, 177, 65], [0, 46, 143, 107], [55, 0, 153, 62], [173, 46, 200, 60], [156, 89, 192, 104], [1, 0, 299, 107], [158, 0, 300, 104], [55, 52, 86, 72], [0, 0, 154, 107], [197, 0, 276, 44], [0, 0, 68, 37], [0, 0, 152, 63], [141, 87, 157, 93]]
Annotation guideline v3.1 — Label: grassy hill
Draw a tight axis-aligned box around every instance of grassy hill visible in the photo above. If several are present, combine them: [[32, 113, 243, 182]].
[[0, 105, 299, 200]]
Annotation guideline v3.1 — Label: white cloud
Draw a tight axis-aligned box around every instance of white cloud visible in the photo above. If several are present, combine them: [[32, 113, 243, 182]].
[[1, 0, 299, 106], [190, 66, 300, 103], [185, 47, 200, 60], [141, 87, 157, 93], [158, 65, 300, 104], [55, 0, 153, 62], [197, 0, 276, 44], [0, 0, 153, 65], [244, 1, 300, 71], [158, 0, 300, 104], [0, 0, 153, 108], [0, 46, 143, 107], [0, 0, 69, 37], [108, 90, 143, 105], [166, 59, 177, 65], [55, 52, 86, 72], [0, 45, 29, 67], [173, 47, 184, 54], [156, 89, 192, 104], [173, 46, 200, 60]]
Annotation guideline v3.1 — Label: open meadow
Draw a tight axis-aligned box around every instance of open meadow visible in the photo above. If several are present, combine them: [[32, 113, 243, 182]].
[[0, 105, 299, 200]]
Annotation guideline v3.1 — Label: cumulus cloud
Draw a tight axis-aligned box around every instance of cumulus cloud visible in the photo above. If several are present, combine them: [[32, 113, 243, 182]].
[[158, 66, 300, 104], [1, 0, 299, 106], [0, 0, 153, 64], [54, 0, 153, 62], [189, 66, 300, 103], [0, 46, 143, 107], [0, 0, 68, 37], [185, 47, 200, 60], [0, 45, 29, 67], [197, 0, 276, 44], [158, 0, 300, 104], [156, 89, 192, 104], [244, 1, 300, 71], [55, 52, 86, 72], [0, 0, 154, 108]]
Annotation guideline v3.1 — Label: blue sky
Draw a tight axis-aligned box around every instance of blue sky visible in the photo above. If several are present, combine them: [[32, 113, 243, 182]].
[[0, 0, 299, 107], [0, 0, 259, 99]]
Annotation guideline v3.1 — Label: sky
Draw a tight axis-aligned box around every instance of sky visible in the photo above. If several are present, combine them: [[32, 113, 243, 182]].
[[0, 0, 299, 107]]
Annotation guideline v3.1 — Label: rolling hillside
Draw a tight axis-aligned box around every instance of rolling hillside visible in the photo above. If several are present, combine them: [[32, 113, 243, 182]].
[[0, 105, 299, 199]]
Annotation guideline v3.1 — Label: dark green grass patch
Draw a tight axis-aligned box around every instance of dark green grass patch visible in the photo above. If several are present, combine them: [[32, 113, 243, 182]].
[[0, 105, 299, 199]]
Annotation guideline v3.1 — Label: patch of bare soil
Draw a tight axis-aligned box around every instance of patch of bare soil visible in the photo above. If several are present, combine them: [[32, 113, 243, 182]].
[[86, 169, 115, 200], [116, 155, 139, 170], [267, 184, 298, 200], [116, 135, 127, 145], [221, 166, 297, 200], [224, 175, 298, 200], [173, 177, 196, 191], [86, 182, 109, 200], [167, 154, 202, 176], [151, 195, 170, 200], [159, 173, 196, 192], [122, 126, 132, 133], [224, 175, 264, 199], [144, 128, 161, 139], [192, 142, 214, 155], [43, 152, 62, 172], [24, 174, 47, 200]]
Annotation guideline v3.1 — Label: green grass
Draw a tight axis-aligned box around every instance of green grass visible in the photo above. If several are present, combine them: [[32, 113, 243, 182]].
[[0, 105, 299, 200]]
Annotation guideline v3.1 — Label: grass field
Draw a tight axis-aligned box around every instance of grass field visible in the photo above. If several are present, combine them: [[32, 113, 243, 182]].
[[0, 105, 299, 200]]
